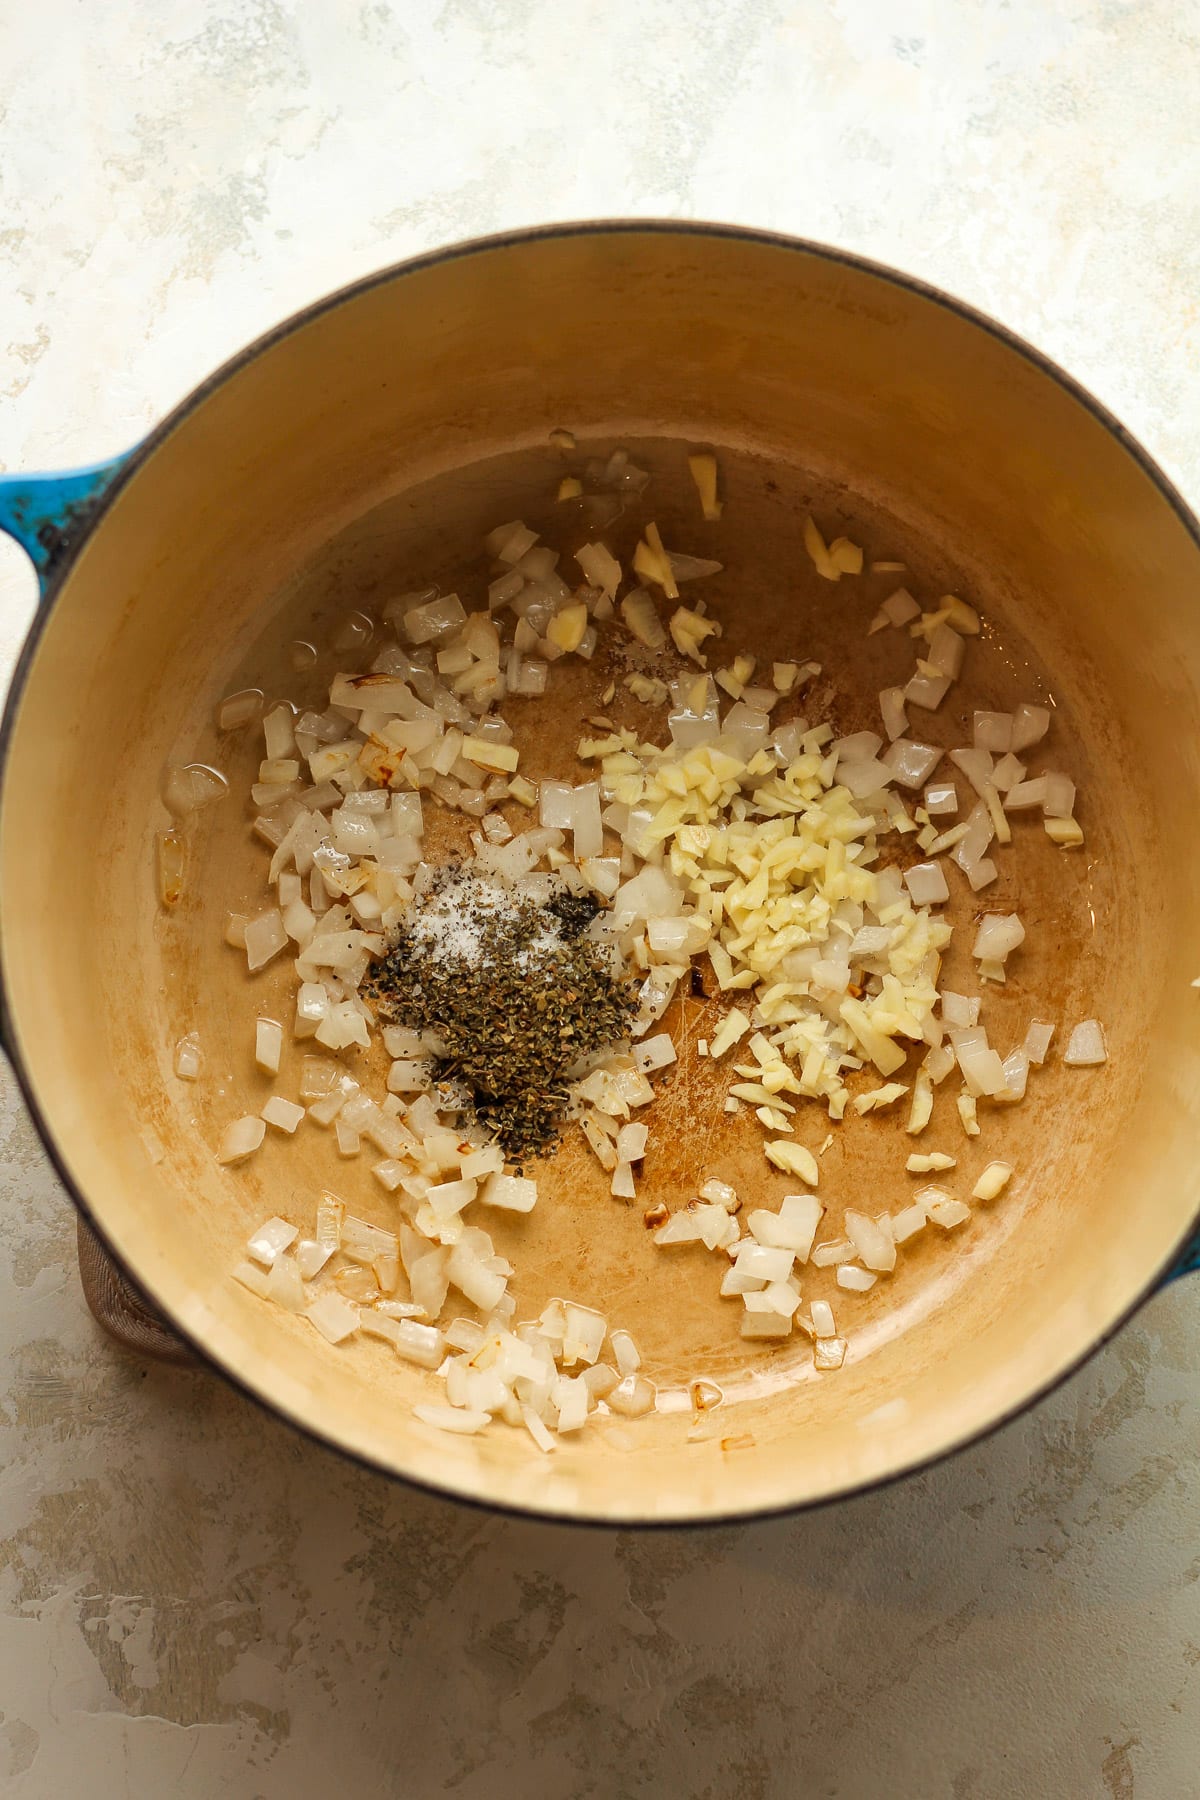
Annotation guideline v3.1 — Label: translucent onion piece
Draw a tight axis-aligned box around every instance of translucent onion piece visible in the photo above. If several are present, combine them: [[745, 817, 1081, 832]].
[[904, 671, 951, 710], [949, 747, 994, 798], [1010, 703, 1051, 752], [572, 782, 603, 858], [1064, 1020, 1107, 1066], [1003, 776, 1047, 811], [972, 913, 1025, 964], [879, 687, 908, 741], [903, 861, 949, 906], [255, 1017, 283, 1075], [924, 781, 958, 817], [480, 1174, 537, 1212], [219, 1116, 266, 1165], [973, 711, 1013, 753], [245, 909, 288, 973], [216, 688, 264, 731], [843, 1210, 896, 1273], [575, 541, 621, 598], [607, 1373, 657, 1416], [1042, 772, 1076, 819], [163, 762, 228, 818], [926, 1196, 971, 1229], [262, 1095, 304, 1133], [927, 623, 964, 679], [246, 1215, 298, 1265], [883, 739, 942, 789], [882, 588, 921, 626], [413, 1405, 491, 1433]]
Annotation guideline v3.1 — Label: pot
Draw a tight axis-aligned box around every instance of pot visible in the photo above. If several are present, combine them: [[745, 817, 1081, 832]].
[[2, 223, 1198, 1526]]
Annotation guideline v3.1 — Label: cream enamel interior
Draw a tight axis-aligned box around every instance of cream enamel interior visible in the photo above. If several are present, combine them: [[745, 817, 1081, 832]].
[[3, 226, 1199, 1523]]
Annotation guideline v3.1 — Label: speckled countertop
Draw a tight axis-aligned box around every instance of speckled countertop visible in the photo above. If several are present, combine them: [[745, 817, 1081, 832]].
[[2, 4, 1199, 1795]]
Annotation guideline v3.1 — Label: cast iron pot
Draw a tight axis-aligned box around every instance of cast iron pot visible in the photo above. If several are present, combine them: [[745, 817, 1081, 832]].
[[2, 223, 1198, 1525]]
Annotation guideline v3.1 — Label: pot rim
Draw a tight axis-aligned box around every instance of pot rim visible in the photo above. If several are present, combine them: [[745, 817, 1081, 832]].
[[3, 217, 1198, 1528]]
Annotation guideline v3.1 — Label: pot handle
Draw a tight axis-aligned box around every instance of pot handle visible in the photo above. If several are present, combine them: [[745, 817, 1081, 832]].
[[1164, 1233, 1200, 1283], [0, 452, 134, 1056], [77, 1217, 195, 1364], [0, 453, 133, 593], [1, 451, 190, 1363]]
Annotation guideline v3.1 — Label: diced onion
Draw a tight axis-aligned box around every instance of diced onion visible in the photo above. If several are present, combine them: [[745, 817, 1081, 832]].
[[219, 1117, 266, 1165], [883, 739, 942, 789], [479, 1173, 537, 1212], [879, 687, 908, 742], [245, 910, 288, 973], [924, 782, 958, 817], [1003, 777, 1047, 811], [843, 1211, 896, 1273], [163, 762, 228, 818], [572, 782, 603, 858], [953, 1029, 1008, 1096], [575, 542, 621, 598], [1064, 1020, 1107, 1066], [607, 1373, 657, 1417], [903, 861, 949, 906], [262, 1096, 304, 1133], [255, 1016, 283, 1075], [882, 588, 920, 626], [1041, 772, 1076, 819], [246, 1215, 298, 1265], [891, 1205, 926, 1244], [972, 913, 1025, 964], [810, 1239, 853, 1267], [926, 1196, 971, 1229], [216, 689, 264, 732], [810, 1299, 837, 1338], [634, 1034, 676, 1074], [413, 1404, 491, 1433], [972, 711, 1012, 752], [927, 623, 964, 679], [949, 747, 994, 798], [1010, 703, 1051, 752], [941, 992, 980, 1029], [904, 671, 951, 710]]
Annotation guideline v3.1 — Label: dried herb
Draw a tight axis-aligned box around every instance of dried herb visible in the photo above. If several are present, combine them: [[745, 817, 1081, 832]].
[[544, 889, 603, 940], [365, 881, 636, 1165]]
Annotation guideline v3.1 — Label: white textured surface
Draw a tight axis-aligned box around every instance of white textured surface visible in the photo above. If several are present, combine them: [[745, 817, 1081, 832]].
[[2, 4, 1199, 1794]]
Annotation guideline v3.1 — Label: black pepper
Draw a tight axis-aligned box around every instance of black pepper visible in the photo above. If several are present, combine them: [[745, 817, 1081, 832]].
[[364, 878, 637, 1166]]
